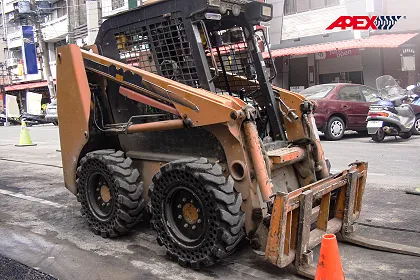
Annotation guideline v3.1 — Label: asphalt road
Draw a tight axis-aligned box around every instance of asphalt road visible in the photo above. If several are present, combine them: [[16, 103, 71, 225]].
[[0, 125, 419, 280]]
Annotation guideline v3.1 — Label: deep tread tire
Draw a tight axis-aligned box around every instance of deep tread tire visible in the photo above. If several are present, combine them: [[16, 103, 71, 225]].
[[149, 157, 245, 269], [324, 116, 345, 141], [76, 149, 145, 237]]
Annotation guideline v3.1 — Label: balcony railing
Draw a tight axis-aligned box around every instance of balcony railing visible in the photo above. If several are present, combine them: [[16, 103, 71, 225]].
[[41, 15, 69, 42]]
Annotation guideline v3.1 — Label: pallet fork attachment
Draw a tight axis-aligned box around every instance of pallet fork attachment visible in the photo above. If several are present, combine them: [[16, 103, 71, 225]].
[[265, 161, 420, 278]]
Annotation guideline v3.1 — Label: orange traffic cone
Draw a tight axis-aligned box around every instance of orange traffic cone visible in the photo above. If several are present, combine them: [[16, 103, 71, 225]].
[[315, 234, 344, 280]]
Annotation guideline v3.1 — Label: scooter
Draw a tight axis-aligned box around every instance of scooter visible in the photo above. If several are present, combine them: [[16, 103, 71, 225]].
[[366, 75, 415, 142]]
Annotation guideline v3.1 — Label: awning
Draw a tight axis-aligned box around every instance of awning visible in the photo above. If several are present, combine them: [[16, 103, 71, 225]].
[[264, 33, 418, 59], [5, 81, 55, 92]]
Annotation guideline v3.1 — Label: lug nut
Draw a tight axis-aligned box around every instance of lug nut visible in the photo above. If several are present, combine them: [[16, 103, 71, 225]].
[[190, 200, 194, 204], [102, 203, 105, 207], [197, 209, 200, 213], [197, 219, 201, 224], [178, 215, 183, 219], [97, 197, 101, 201], [184, 224, 188, 228], [177, 204, 182, 209], [182, 198, 186, 202], [192, 225, 196, 230], [96, 188, 99, 191]]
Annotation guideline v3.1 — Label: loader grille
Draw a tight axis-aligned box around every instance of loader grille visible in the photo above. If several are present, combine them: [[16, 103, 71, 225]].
[[115, 18, 201, 88], [205, 27, 260, 97]]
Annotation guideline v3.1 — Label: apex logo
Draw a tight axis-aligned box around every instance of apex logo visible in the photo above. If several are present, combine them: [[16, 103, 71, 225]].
[[326, 16, 402, 31]]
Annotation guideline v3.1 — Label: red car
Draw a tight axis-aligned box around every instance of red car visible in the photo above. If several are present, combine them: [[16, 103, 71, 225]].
[[300, 83, 382, 140]]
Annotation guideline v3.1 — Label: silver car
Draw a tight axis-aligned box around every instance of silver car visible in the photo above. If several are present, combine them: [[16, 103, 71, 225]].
[[45, 99, 58, 126]]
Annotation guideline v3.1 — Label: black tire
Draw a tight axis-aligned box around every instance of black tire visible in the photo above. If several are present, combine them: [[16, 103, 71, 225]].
[[76, 150, 145, 238], [324, 116, 345, 141], [372, 128, 385, 143], [411, 115, 420, 135], [149, 158, 245, 269], [400, 130, 412, 139]]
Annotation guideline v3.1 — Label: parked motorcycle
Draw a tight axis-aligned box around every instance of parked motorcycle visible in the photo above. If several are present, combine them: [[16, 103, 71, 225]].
[[366, 75, 415, 142], [0, 113, 21, 126], [20, 112, 51, 127]]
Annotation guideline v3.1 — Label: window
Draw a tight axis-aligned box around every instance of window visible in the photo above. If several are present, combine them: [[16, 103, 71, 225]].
[[54, 39, 66, 50], [112, 0, 124, 10], [338, 86, 363, 101], [52, 0, 67, 18], [284, 0, 297, 14], [284, 0, 340, 15], [300, 84, 335, 99], [360, 86, 381, 102]]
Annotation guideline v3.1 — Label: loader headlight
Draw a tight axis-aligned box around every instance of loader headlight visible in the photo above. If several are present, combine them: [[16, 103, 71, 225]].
[[245, 2, 273, 23], [262, 5, 272, 18]]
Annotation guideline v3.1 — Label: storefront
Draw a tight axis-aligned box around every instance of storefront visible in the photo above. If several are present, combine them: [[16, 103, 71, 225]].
[[267, 33, 419, 90], [315, 48, 363, 84], [4, 81, 52, 113]]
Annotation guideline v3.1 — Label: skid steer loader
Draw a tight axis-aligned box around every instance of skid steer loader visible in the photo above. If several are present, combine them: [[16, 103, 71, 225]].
[[56, 0, 420, 277]]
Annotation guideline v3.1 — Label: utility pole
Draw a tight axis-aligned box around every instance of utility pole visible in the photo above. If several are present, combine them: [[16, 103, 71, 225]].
[[28, 0, 56, 99], [67, 0, 75, 44]]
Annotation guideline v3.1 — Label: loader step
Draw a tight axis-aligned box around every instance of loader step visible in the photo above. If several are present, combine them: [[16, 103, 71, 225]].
[[267, 147, 306, 166]]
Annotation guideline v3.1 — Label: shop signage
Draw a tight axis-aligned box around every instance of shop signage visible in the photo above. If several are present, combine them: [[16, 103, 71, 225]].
[[401, 46, 415, 72], [326, 16, 402, 31], [315, 48, 360, 60], [21, 26, 38, 75]]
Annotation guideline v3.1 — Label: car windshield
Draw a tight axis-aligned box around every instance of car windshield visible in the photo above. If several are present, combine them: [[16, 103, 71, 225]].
[[300, 85, 335, 99]]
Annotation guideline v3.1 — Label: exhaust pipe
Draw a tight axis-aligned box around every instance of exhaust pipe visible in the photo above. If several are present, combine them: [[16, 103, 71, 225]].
[[383, 126, 398, 134]]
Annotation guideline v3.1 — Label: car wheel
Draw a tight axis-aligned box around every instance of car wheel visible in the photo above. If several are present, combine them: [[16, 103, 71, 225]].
[[372, 128, 385, 143], [325, 116, 345, 141], [411, 115, 420, 135]]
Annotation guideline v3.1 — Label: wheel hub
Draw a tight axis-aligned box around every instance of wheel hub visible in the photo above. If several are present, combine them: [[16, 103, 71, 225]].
[[86, 171, 114, 221], [182, 203, 199, 225], [100, 185, 111, 203], [331, 121, 343, 136], [165, 186, 206, 245]]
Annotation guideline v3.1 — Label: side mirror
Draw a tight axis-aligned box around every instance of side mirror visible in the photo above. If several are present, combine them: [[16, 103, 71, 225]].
[[406, 85, 416, 91]]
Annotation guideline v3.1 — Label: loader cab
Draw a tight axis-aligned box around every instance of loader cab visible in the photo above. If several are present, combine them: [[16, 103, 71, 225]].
[[95, 0, 284, 140]]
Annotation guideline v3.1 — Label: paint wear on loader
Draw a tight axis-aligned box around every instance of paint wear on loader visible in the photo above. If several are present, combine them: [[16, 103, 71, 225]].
[[55, 0, 420, 277]]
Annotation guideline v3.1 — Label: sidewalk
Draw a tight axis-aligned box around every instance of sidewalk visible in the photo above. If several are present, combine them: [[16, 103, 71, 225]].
[[0, 255, 56, 280]]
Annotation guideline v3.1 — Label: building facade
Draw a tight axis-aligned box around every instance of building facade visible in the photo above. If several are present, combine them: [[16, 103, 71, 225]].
[[0, 0, 104, 109], [267, 0, 420, 91]]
